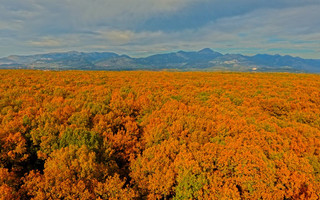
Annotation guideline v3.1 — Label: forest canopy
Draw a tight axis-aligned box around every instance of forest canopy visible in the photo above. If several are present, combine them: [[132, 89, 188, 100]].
[[0, 70, 320, 199]]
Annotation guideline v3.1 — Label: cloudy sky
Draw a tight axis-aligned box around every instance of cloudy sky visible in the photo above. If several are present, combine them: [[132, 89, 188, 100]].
[[1, 0, 320, 58]]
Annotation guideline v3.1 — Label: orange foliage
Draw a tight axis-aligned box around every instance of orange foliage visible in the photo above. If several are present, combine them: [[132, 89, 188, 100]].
[[0, 70, 319, 199]]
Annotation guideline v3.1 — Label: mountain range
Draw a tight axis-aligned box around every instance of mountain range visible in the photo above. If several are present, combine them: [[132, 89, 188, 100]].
[[1, 48, 320, 73]]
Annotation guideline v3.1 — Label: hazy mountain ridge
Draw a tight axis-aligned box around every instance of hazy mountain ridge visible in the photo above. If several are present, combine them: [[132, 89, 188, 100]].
[[1, 48, 320, 72]]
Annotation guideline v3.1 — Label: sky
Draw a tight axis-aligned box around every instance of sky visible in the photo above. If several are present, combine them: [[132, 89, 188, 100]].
[[0, 0, 320, 58]]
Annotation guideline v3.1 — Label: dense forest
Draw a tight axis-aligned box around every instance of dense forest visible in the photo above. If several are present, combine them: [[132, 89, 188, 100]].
[[0, 70, 320, 199]]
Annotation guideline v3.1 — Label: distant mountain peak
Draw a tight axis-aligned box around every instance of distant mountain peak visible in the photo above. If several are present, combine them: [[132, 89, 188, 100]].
[[198, 48, 214, 54], [0, 49, 319, 72]]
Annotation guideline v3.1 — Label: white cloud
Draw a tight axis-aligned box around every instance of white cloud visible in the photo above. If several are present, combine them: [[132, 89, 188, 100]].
[[97, 30, 135, 45], [28, 37, 63, 47], [0, 0, 319, 58], [96, 29, 164, 45]]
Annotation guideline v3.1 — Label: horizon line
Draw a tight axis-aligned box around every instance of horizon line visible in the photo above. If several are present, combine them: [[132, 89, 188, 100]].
[[1, 48, 318, 60]]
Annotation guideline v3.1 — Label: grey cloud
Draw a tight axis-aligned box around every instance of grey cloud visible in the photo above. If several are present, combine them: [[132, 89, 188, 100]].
[[0, 0, 319, 58], [139, 0, 320, 31]]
